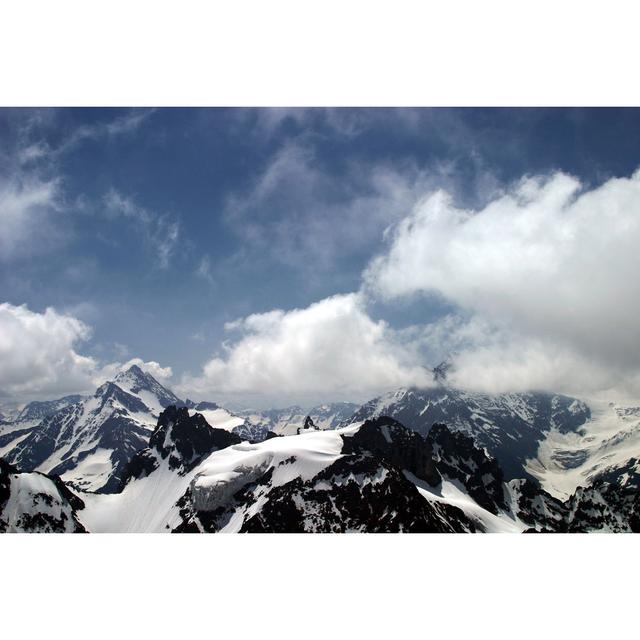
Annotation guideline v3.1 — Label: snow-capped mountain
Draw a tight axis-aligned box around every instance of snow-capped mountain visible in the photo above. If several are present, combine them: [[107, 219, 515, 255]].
[[74, 405, 639, 532], [0, 394, 86, 459], [3, 398, 639, 533], [2, 362, 639, 532], [12, 395, 86, 424], [345, 386, 590, 481], [527, 398, 640, 502], [0, 365, 195, 493], [237, 402, 359, 440], [0, 458, 86, 533], [79, 410, 477, 532]]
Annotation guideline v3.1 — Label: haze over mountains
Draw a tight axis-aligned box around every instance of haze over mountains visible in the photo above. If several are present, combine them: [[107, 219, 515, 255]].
[[2, 363, 639, 533]]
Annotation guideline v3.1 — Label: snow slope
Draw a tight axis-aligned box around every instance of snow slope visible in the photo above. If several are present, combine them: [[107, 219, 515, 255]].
[[188, 407, 244, 432], [526, 397, 640, 499], [239, 402, 359, 438], [80, 427, 351, 533], [78, 416, 564, 533], [347, 386, 590, 480]]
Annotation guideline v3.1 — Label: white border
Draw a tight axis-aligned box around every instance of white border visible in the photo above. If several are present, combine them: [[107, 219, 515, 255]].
[[2, 533, 638, 639], [2, 2, 639, 636], [1, 0, 639, 105]]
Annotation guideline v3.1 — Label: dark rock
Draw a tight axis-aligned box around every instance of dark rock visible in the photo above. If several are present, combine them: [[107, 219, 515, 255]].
[[341, 416, 441, 486]]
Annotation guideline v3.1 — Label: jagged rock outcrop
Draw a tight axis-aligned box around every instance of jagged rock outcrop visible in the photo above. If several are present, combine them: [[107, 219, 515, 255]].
[[341, 416, 441, 486], [426, 423, 506, 514], [121, 405, 242, 486], [150, 406, 242, 472], [173, 417, 475, 533]]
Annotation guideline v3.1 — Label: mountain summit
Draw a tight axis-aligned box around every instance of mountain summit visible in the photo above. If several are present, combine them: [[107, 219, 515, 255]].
[[0, 366, 187, 492]]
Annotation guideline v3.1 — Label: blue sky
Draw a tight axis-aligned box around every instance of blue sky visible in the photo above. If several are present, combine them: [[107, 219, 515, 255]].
[[3, 108, 640, 405]]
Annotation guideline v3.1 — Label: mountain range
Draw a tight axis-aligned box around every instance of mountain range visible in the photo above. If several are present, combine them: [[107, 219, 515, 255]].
[[1, 364, 639, 532]]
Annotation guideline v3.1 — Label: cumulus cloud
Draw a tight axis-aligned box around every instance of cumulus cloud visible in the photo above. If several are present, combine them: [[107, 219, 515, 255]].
[[96, 357, 173, 384], [0, 302, 97, 398], [180, 293, 431, 403], [365, 169, 640, 396], [0, 302, 174, 400]]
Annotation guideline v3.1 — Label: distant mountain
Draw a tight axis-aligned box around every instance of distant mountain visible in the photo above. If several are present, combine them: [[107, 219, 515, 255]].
[[0, 365, 195, 492], [0, 365, 256, 494], [14, 395, 87, 425], [527, 398, 640, 502], [0, 394, 86, 459], [345, 386, 590, 480], [238, 402, 359, 440]]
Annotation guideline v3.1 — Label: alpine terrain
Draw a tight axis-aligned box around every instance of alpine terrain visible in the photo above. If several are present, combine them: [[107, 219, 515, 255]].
[[2, 366, 640, 532]]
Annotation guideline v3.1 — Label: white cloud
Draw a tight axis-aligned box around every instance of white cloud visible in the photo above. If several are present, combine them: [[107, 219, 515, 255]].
[[180, 293, 431, 404], [365, 168, 640, 395], [0, 174, 61, 260], [55, 109, 155, 157], [195, 254, 215, 285], [224, 142, 451, 270], [0, 111, 154, 262], [0, 302, 174, 401], [0, 302, 97, 399], [96, 357, 173, 384]]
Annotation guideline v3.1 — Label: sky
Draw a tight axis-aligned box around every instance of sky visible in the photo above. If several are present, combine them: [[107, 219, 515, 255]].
[[2, 107, 640, 407]]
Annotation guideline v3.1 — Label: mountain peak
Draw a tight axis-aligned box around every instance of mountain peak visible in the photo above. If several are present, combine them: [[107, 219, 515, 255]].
[[114, 364, 150, 385], [126, 363, 145, 375], [147, 405, 242, 473], [433, 361, 452, 384]]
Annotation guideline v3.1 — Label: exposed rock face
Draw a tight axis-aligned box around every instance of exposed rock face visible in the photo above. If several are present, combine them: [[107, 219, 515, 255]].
[[173, 417, 476, 533], [232, 421, 271, 442], [508, 478, 569, 531], [297, 415, 318, 434], [426, 423, 506, 514], [122, 405, 243, 485], [347, 387, 591, 480], [237, 455, 473, 533], [341, 416, 441, 486], [151, 406, 242, 472], [563, 458, 640, 532]]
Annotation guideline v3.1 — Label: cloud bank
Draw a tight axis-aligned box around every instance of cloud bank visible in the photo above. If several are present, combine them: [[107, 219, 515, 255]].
[[0, 302, 173, 400], [365, 169, 640, 396], [0, 302, 97, 398], [180, 293, 431, 403]]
